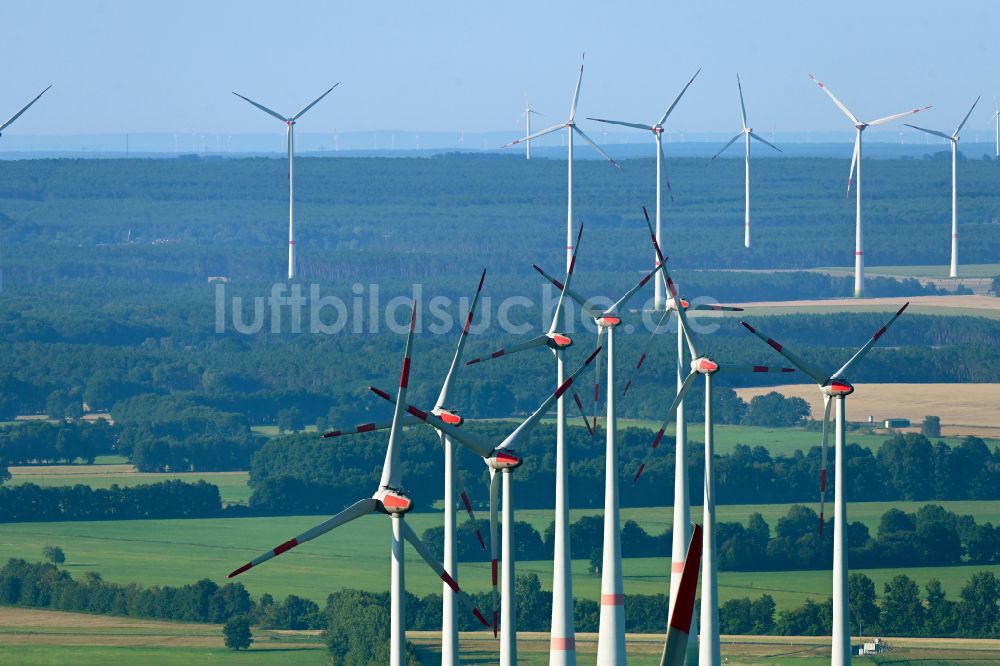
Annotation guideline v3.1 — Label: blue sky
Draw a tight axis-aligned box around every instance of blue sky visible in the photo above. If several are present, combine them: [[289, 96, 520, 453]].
[[3, 1, 999, 138]]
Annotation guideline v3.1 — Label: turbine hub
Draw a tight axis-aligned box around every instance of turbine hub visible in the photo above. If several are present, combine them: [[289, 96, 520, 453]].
[[374, 487, 413, 514], [653, 126, 663, 135], [487, 449, 522, 471], [432, 408, 463, 426], [856, 123, 868, 131], [597, 315, 622, 328], [545, 332, 573, 350], [691, 356, 719, 375], [821, 380, 855, 397]]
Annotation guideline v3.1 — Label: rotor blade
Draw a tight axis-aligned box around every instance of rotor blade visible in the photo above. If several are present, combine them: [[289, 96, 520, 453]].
[[592, 328, 606, 434], [464, 334, 552, 366], [819, 395, 831, 536], [846, 132, 860, 199], [739, 321, 829, 385], [379, 305, 417, 489], [489, 468, 500, 636], [622, 309, 671, 397], [369, 387, 496, 459], [642, 207, 698, 357], [831, 302, 909, 380], [868, 105, 932, 127], [659, 524, 703, 666], [715, 364, 796, 374], [660, 141, 675, 203], [399, 518, 491, 628], [453, 463, 487, 551], [572, 391, 595, 436], [607, 264, 662, 314], [549, 223, 585, 335], [0, 85, 52, 132], [711, 132, 744, 160], [532, 264, 604, 320], [961, 96, 982, 132], [903, 124, 951, 140], [292, 83, 340, 121], [231, 92, 287, 122], [572, 126, 622, 169], [808, 74, 859, 125], [500, 123, 565, 149], [323, 413, 420, 438], [569, 56, 585, 122], [633, 371, 699, 484], [682, 300, 744, 312], [586, 117, 654, 131], [437, 269, 487, 406], [228, 498, 377, 577], [737, 74, 748, 130], [497, 346, 603, 451], [658, 68, 701, 127], [749, 131, 782, 153]]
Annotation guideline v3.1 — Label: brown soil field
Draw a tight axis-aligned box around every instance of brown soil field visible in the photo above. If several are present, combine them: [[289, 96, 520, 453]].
[[735, 383, 1000, 437]]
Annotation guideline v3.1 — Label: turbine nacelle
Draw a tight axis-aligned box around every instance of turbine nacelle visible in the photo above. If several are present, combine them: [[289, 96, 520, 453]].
[[855, 123, 868, 131], [374, 487, 413, 514], [432, 408, 463, 426], [596, 315, 622, 329], [691, 356, 719, 375], [486, 450, 522, 471], [545, 332, 573, 349], [821, 380, 855, 397], [653, 126, 664, 135]]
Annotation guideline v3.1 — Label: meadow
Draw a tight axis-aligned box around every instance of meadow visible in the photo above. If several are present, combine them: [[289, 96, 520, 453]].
[[1, 500, 997, 612]]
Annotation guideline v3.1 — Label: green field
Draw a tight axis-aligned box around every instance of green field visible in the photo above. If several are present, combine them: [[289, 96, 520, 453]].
[[7, 466, 252, 506], [819, 264, 1000, 279], [1, 504, 997, 612]]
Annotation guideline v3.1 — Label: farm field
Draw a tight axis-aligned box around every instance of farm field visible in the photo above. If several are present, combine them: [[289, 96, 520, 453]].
[[6, 465, 252, 506], [733, 294, 1000, 319], [819, 263, 1000, 279], [1, 505, 997, 612], [735, 383, 1000, 439]]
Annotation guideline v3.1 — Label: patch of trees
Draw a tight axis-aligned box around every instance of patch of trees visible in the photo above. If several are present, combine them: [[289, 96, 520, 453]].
[[248, 427, 1000, 513], [0, 480, 222, 522], [0, 420, 115, 469]]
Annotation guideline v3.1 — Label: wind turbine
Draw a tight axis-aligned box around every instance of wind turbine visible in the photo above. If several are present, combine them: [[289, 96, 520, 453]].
[[633, 224, 794, 666], [904, 96, 979, 278], [993, 103, 999, 159], [232, 84, 339, 280], [463, 223, 593, 664], [521, 97, 544, 160], [809, 75, 929, 298], [321, 270, 489, 665], [532, 242, 666, 665], [587, 69, 699, 309], [711, 75, 782, 248], [228, 306, 491, 666], [741, 303, 909, 666], [373, 346, 603, 666], [0, 85, 52, 139]]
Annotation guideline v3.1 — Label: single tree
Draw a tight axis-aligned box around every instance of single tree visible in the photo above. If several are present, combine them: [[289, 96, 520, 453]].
[[223, 615, 253, 650], [42, 545, 65, 565], [921, 415, 942, 438]]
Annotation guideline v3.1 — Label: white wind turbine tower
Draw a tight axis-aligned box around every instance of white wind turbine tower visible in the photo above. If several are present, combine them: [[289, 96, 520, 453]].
[[374, 346, 603, 666], [711, 75, 782, 248], [521, 97, 544, 160], [232, 84, 339, 280], [809, 75, 930, 297], [321, 271, 489, 665], [993, 103, 999, 158], [228, 306, 492, 666], [634, 224, 794, 666], [587, 69, 699, 310], [500, 56, 619, 665], [905, 96, 980, 278], [0, 85, 52, 140], [742, 303, 909, 666]]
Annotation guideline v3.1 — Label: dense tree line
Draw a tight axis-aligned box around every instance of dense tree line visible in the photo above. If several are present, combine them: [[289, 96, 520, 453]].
[[421, 503, 1000, 573], [0, 420, 115, 472], [0, 481, 222, 522], [248, 427, 1000, 512]]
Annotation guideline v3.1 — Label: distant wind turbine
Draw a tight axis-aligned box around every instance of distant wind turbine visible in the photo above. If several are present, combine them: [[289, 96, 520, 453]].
[[521, 97, 544, 160], [711, 75, 781, 248], [905, 96, 979, 278], [809, 74, 930, 297], [0, 85, 52, 138], [993, 103, 999, 159], [232, 84, 339, 280]]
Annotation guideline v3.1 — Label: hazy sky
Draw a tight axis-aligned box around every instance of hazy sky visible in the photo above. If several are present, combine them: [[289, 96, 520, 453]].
[[4, 1, 999, 137]]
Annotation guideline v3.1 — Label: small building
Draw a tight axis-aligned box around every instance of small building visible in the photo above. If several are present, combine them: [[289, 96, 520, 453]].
[[883, 418, 910, 429], [859, 638, 888, 655]]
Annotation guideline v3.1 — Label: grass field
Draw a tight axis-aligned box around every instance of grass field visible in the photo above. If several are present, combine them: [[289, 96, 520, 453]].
[[819, 264, 1000, 279], [6, 465, 252, 506], [1, 504, 998, 612], [2, 606, 998, 665]]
